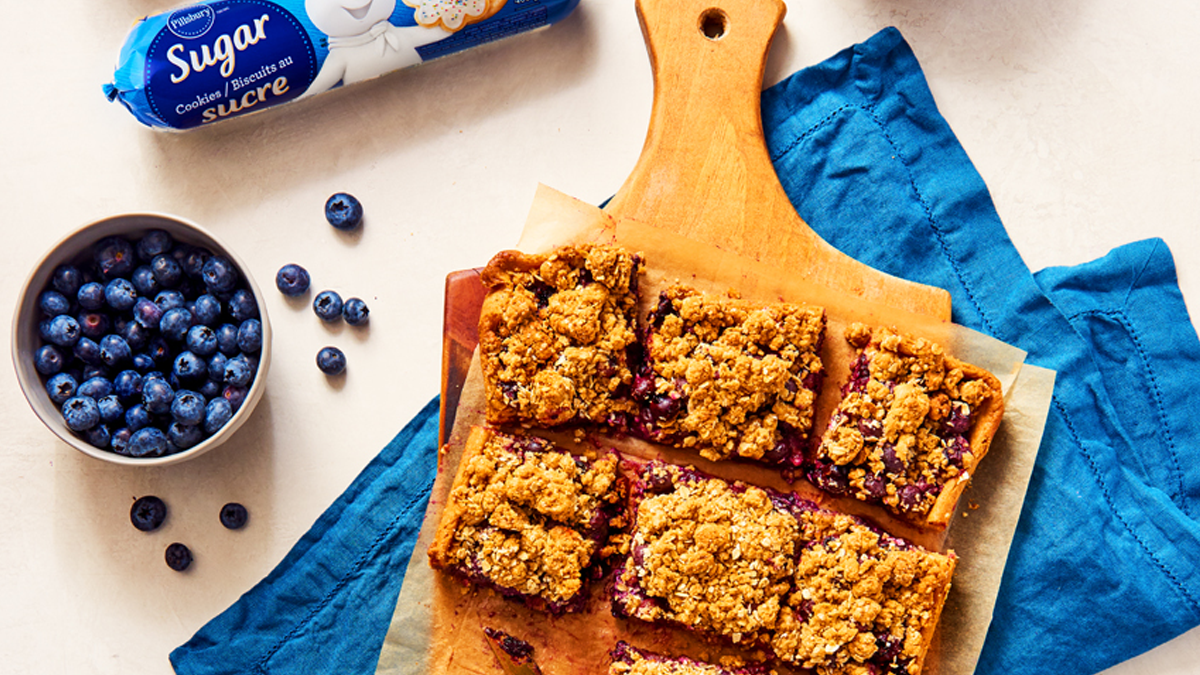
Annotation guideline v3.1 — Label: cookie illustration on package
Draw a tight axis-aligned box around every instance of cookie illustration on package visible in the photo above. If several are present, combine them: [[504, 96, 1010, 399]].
[[404, 0, 507, 31]]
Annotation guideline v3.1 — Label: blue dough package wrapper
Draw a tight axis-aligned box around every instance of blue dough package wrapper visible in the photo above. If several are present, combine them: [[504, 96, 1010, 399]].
[[104, 0, 579, 130]]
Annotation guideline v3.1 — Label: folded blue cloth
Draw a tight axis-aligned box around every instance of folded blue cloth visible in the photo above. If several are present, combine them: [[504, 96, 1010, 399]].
[[171, 27, 1200, 675]]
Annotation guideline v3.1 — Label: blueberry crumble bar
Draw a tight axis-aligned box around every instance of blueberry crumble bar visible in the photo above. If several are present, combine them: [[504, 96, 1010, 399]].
[[609, 641, 766, 675], [772, 502, 957, 675], [478, 244, 643, 428], [807, 323, 1004, 528], [632, 285, 826, 467], [612, 462, 800, 647], [428, 426, 627, 613]]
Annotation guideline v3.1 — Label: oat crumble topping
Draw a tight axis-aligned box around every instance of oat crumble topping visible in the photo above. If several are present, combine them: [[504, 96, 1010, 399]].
[[479, 244, 643, 427], [637, 285, 826, 465]]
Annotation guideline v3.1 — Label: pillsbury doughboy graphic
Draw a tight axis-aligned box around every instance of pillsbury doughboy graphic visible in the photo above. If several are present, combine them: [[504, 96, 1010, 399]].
[[300, 0, 450, 99]]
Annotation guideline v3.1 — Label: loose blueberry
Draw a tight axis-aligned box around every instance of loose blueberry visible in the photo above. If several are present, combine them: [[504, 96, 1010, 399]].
[[142, 378, 175, 415], [51, 264, 84, 296], [77, 375, 114, 399], [46, 373, 78, 404], [45, 314, 81, 347], [104, 278, 138, 311], [201, 256, 239, 293], [185, 325, 219, 357], [77, 311, 110, 339], [313, 290, 343, 322], [173, 351, 208, 382], [125, 404, 153, 432], [275, 263, 310, 296], [219, 503, 249, 529], [159, 308, 194, 341], [151, 254, 183, 288], [342, 298, 369, 326], [165, 542, 193, 571], [316, 346, 346, 375], [127, 427, 169, 457], [325, 192, 363, 231], [204, 397, 233, 435], [236, 319, 262, 353], [99, 334, 132, 367], [34, 345, 64, 375], [171, 390, 206, 426], [38, 290, 71, 317], [77, 282, 105, 310], [154, 289, 187, 311], [191, 294, 221, 326], [131, 265, 161, 296], [137, 229, 173, 261], [130, 495, 167, 531], [62, 396, 101, 431]]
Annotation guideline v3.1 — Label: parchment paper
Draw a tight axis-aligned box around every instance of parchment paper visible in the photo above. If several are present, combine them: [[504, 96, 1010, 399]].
[[376, 185, 1056, 675]]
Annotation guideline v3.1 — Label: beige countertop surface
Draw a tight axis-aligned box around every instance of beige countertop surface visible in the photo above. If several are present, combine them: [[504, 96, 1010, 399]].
[[1, 1, 1197, 673]]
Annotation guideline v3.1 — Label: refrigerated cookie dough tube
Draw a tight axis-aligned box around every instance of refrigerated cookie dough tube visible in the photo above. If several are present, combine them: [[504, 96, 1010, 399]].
[[104, 0, 580, 130]]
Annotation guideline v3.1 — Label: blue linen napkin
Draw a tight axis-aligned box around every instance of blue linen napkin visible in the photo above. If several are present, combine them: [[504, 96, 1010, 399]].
[[171, 26, 1200, 675]]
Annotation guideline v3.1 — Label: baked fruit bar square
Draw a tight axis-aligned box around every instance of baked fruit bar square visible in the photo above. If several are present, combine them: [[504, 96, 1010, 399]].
[[807, 323, 1005, 528], [609, 641, 766, 675], [771, 501, 957, 675], [612, 461, 800, 647], [428, 426, 627, 613], [478, 243, 643, 428], [632, 285, 826, 467]]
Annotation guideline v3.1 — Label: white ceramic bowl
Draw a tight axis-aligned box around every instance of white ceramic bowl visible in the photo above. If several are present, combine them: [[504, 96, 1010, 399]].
[[12, 213, 271, 466]]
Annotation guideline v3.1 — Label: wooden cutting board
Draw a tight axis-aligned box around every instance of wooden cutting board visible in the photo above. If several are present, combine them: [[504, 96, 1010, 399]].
[[441, 0, 952, 442]]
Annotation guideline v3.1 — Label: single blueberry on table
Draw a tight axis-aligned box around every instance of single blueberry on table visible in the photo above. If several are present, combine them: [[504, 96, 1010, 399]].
[[159, 308, 194, 342], [275, 263, 310, 296], [142, 378, 175, 415], [137, 229, 173, 261], [154, 289, 187, 312], [125, 403, 153, 432], [130, 495, 167, 531], [312, 290, 343, 322], [74, 337, 103, 366], [186, 325, 218, 357], [46, 373, 78, 405], [236, 319, 262, 353], [342, 297, 369, 326], [131, 265, 161, 297], [215, 323, 240, 356], [77, 311, 110, 339], [38, 290, 71, 317], [191, 294, 221, 326], [171, 390, 206, 426], [204, 397, 233, 435], [83, 423, 111, 449], [165, 542, 193, 571], [96, 394, 124, 424], [45, 314, 81, 347], [99, 334, 132, 367], [104, 278, 138, 311], [127, 427, 169, 457], [201, 256, 239, 293], [51, 264, 84, 297], [173, 350, 208, 382], [151, 253, 183, 288], [34, 345, 64, 375], [77, 375, 114, 400], [228, 289, 258, 322], [169, 421, 205, 449], [95, 237, 137, 280], [219, 502, 249, 530], [316, 346, 346, 375], [110, 427, 133, 454], [77, 281, 105, 310], [223, 354, 254, 387], [324, 192, 363, 231], [61, 396, 101, 431]]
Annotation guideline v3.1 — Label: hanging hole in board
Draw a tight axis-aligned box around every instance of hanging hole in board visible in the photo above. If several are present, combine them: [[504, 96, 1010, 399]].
[[700, 8, 728, 40]]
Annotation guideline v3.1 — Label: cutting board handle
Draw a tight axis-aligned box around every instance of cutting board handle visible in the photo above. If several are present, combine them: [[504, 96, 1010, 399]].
[[605, 0, 951, 320]]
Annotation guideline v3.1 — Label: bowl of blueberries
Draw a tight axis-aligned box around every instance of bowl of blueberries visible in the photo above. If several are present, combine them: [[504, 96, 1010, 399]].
[[12, 213, 270, 465]]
